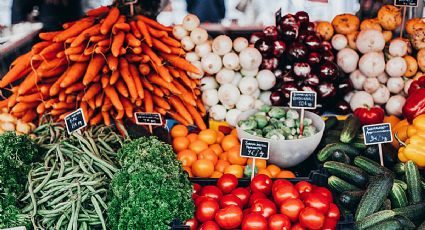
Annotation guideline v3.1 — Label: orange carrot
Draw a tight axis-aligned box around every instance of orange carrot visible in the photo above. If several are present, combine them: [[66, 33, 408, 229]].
[[36, 102, 45, 114], [196, 98, 207, 116], [7, 93, 17, 108], [0, 99, 7, 108], [129, 64, 144, 99], [101, 75, 109, 88], [169, 96, 194, 124], [160, 53, 201, 74], [53, 102, 75, 110], [106, 53, 118, 71], [38, 65, 67, 78], [152, 37, 171, 53], [50, 109, 68, 116], [56, 51, 65, 58], [102, 97, 112, 112], [153, 95, 171, 110], [90, 112, 103, 125], [59, 90, 66, 101], [151, 63, 173, 83], [90, 35, 107, 42], [104, 85, 123, 110], [17, 72, 38, 95], [95, 93, 104, 108], [114, 23, 130, 32], [167, 66, 180, 78], [115, 109, 124, 120], [83, 46, 95, 56], [66, 95, 76, 103], [131, 47, 142, 54], [176, 69, 193, 89], [87, 98, 96, 110], [16, 92, 43, 103], [152, 86, 164, 97], [102, 65, 109, 74], [69, 54, 90, 62], [40, 57, 67, 70], [125, 54, 143, 62], [58, 111, 73, 121], [82, 83, 101, 101], [39, 31, 61, 41], [80, 101, 89, 120], [144, 91, 153, 112], [58, 62, 87, 89], [120, 97, 134, 118], [11, 102, 38, 113], [65, 83, 85, 94], [102, 111, 111, 125], [45, 98, 59, 108], [65, 36, 77, 44], [0, 53, 31, 87], [32, 41, 52, 54], [169, 47, 185, 55], [147, 74, 181, 94], [136, 20, 152, 47], [155, 107, 167, 115], [100, 7, 120, 35], [39, 84, 52, 96], [173, 81, 196, 106], [167, 111, 190, 126], [21, 110, 37, 123], [62, 21, 76, 29], [119, 58, 138, 100], [70, 24, 101, 47], [97, 39, 111, 47], [141, 77, 154, 91], [147, 26, 168, 38], [136, 15, 172, 32], [138, 63, 151, 75], [130, 21, 141, 38], [141, 43, 161, 65], [141, 54, 150, 63], [54, 18, 95, 42], [111, 31, 125, 57], [161, 36, 181, 48], [109, 70, 120, 85], [116, 79, 129, 98], [86, 5, 109, 17], [185, 103, 206, 130], [126, 33, 141, 47], [87, 107, 94, 118], [82, 54, 105, 85]]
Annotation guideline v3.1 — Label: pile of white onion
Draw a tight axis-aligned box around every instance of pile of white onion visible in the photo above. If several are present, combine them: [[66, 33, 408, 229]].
[[0, 108, 36, 136]]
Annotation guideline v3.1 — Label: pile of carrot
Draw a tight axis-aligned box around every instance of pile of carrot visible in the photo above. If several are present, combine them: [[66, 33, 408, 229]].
[[0, 5, 207, 130]]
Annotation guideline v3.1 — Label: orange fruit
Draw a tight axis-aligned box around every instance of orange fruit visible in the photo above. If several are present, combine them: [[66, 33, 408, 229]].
[[198, 129, 217, 145], [172, 136, 190, 152], [171, 125, 188, 138], [210, 144, 223, 155], [276, 170, 296, 178], [258, 168, 272, 178], [221, 135, 240, 151], [216, 131, 225, 144], [198, 148, 218, 165], [224, 165, 244, 178], [211, 171, 223, 178], [215, 160, 231, 173], [230, 129, 238, 136], [266, 164, 281, 178], [247, 159, 267, 169], [183, 167, 193, 177], [187, 133, 198, 143], [219, 152, 228, 161], [188, 140, 208, 153], [227, 146, 247, 165], [192, 159, 214, 178], [177, 149, 197, 167]]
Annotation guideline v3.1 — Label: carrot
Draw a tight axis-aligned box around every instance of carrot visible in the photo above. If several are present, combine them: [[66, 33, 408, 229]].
[[109, 70, 120, 85], [152, 37, 171, 53], [90, 35, 107, 42], [152, 86, 164, 97], [39, 31, 61, 41], [102, 97, 112, 112], [114, 23, 130, 32], [36, 102, 45, 114], [97, 39, 111, 47], [141, 77, 154, 91], [135, 98, 142, 107], [83, 46, 95, 56], [62, 21, 76, 29], [102, 65, 109, 74], [90, 112, 103, 125], [147, 74, 181, 94], [50, 109, 67, 116], [131, 47, 142, 54], [70, 24, 101, 47], [0, 53, 31, 87], [116, 79, 129, 98], [53, 102, 75, 110], [138, 63, 151, 75], [69, 54, 90, 62], [21, 110, 37, 123], [87, 98, 96, 110], [111, 31, 125, 57], [167, 66, 180, 78], [129, 64, 144, 99], [141, 43, 161, 65], [56, 51, 65, 58], [87, 107, 94, 118], [38, 65, 67, 78], [160, 53, 201, 74], [80, 101, 89, 120], [82, 54, 106, 85], [144, 91, 153, 112], [54, 18, 95, 42], [161, 36, 181, 48], [126, 33, 141, 47], [153, 95, 171, 110], [136, 20, 152, 47], [102, 111, 111, 125], [125, 54, 143, 62], [58, 111, 72, 121], [167, 111, 190, 126], [185, 103, 206, 130], [17, 92, 43, 103], [40, 57, 67, 70], [59, 90, 66, 101], [129, 21, 141, 38], [40, 83, 52, 95], [11, 102, 39, 113], [173, 81, 196, 106], [155, 107, 167, 115], [17, 72, 38, 95], [119, 58, 138, 100], [0, 99, 8, 108], [86, 6, 109, 17], [7, 93, 17, 108], [32, 41, 52, 54], [60, 62, 88, 88], [45, 98, 59, 108], [120, 97, 134, 118], [64, 82, 84, 94], [100, 7, 120, 35], [169, 96, 194, 124], [136, 15, 172, 32], [106, 53, 118, 71], [141, 54, 150, 63], [101, 75, 109, 88], [104, 85, 123, 110], [168, 47, 185, 55], [147, 26, 168, 38], [66, 95, 76, 103], [95, 93, 104, 108], [65, 36, 77, 44], [151, 63, 173, 83], [82, 83, 101, 101]]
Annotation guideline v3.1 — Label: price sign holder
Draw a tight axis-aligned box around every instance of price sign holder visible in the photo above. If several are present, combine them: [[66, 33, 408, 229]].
[[65, 108, 87, 134], [289, 91, 317, 137], [394, 0, 418, 37], [362, 123, 393, 166], [240, 138, 270, 180], [123, 0, 138, 16], [134, 112, 162, 133]]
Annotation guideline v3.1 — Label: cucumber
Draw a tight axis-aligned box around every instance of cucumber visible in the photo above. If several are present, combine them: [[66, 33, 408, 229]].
[[390, 183, 408, 208], [394, 215, 416, 230], [379, 199, 392, 211], [324, 161, 368, 187], [331, 150, 351, 164], [325, 116, 339, 131], [394, 163, 406, 175], [355, 173, 394, 221], [340, 115, 360, 143], [322, 136, 340, 146], [353, 156, 392, 176], [422, 180, 425, 190], [394, 179, 408, 190], [339, 190, 365, 210], [393, 202, 425, 222], [351, 140, 367, 150], [318, 143, 361, 162], [355, 210, 396, 230], [405, 161, 423, 204], [328, 175, 361, 193], [366, 219, 402, 230]]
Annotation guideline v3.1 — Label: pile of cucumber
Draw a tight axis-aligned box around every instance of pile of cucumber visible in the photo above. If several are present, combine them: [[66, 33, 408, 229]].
[[317, 116, 425, 230]]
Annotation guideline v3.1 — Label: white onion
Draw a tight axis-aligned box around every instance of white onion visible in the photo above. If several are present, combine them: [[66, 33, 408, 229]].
[[182, 14, 200, 31], [223, 52, 240, 70], [201, 53, 222, 75], [195, 42, 212, 58], [172, 25, 188, 40], [344, 91, 354, 103], [190, 27, 208, 45], [349, 70, 367, 90], [256, 70, 276, 90], [239, 47, 262, 70], [331, 34, 348, 51], [385, 57, 407, 78], [212, 35, 233, 56], [259, 91, 272, 105], [372, 85, 390, 104], [386, 77, 404, 94], [254, 100, 265, 109], [200, 76, 218, 91], [251, 89, 261, 99], [218, 84, 241, 106], [356, 29, 385, 53], [377, 72, 389, 84], [216, 68, 235, 84], [202, 89, 219, 106], [185, 52, 199, 62], [233, 37, 249, 52], [209, 104, 227, 121], [187, 61, 204, 79], [337, 48, 359, 73], [350, 91, 374, 110], [238, 76, 259, 95], [226, 109, 242, 127], [241, 68, 259, 77], [236, 95, 255, 111], [363, 78, 380, 94], [389, 39, 408, 57], [231, 72, 243, 85], [358, 52, 385, 77], [386, 95, 406, 116], [181, 36, 195, 51]]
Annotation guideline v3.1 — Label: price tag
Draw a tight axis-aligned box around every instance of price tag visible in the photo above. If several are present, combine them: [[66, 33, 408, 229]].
[[240, 138, 270, 160], [362, 123, 393, 145], [134, 112, 162, 126], [65, 108, 87, 134], [289, 91, 317, 109], [394, 0, 418, 7]]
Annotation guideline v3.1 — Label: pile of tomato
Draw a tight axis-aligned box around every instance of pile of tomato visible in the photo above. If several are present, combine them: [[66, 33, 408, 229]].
[[186, 174, 340, 230]]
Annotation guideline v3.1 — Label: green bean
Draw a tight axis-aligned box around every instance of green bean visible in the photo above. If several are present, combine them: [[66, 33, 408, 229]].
[[32, 162, 56, 194], [47, 190, 71, 207], [86, 135, 100, 156], [79, 222, 88, 230], [37, 203, 71, 215], [72, 184, 81, 230], [91, 195, 107, 230], [28, 173, 37, 223], [57, 145, 66, 178], [66, 199, 76, 230]]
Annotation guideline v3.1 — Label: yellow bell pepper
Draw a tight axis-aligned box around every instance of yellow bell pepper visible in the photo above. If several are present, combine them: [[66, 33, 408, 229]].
[[413, 114, 425, 131], [396, 115, 425, 168], [398, 147, 408, 162], [408, 135, 425, 145], [402, 144, 425, 167]]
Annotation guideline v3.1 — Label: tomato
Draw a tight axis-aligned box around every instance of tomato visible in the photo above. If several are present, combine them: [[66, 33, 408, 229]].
[[327, 203, 340, 220], [291, 223, 306, 230], [198, 221, 220, 230], [243, 208, 252, 217], [241, 213, 268, 230], [294, 181, 313, 194], [279, 198, 304, 222], [185, 218, 198, 230], [272, 179, 293, 194], [215, 205, 243, 229], [217, 174, 238, 193], [273, 185, 299, 205], [200, 185, 223, 201], [193, 183, 202, 195], [196, 199, 220, 222], [303, 192, 330, 213], [251, 174, 273, 195], [322, 218, 338, 230], [312, 187, 332, 203], [220, 194, 243, 208], [195, 196, 212, 206], [231, 187, 251, 208], [248, 192, 268, 207], [268, 214, 291, 230], [299, 207, 325, 230], [251, 198, 277, 219]]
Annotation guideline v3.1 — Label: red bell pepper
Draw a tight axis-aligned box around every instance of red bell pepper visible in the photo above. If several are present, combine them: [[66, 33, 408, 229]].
[[403, 88, 425, 123], [353, 106, 385, 125]]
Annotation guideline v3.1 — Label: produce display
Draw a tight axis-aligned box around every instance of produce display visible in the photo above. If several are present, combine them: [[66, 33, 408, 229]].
[[0, 108, 35, 135]]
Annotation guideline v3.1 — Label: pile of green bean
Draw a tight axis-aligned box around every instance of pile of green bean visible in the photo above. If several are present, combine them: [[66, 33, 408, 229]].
[[22, 124, 126, 230]]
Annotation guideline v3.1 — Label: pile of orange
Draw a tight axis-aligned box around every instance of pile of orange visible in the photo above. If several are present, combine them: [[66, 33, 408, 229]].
[[171, 125, 296, 179]]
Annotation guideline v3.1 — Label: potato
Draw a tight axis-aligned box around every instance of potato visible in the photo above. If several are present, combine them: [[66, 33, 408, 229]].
[[347, 31, 359, 50], [29, 123, 36, 131], [316, 21, 334, 41], [377, 5, 402, 31], [332, 14, 360, 35], [0, 113, 16, 123], [406, 18, 425, 35], [404, 55, 418, 78], [360, 18, 382, 32], [16, 120, 30, 134], [411, 28, 425, 50], [418, 49, 425, 72], [1, 122, 15, 132]]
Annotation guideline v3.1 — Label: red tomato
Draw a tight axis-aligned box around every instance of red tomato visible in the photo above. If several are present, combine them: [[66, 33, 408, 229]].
[[193, 183, 202, 195], [196, 199, 220, 222], [327, 203, 340, 220], [251, 174, 273, 195], [279, 198, 304, 222], [217, 174, 238, 193], [303, 192, 330, 213], [243, 208, 252, 217], [322, 218, 338, 230], [294, 181, 313, 194], [268, 214, 291, 230], [232, 187, 251, 208], [273, 185, 299, 205], [185, 218, 198, 230], [312, 187, 332, 203], [220, 194, 243, 208], [192, 194, 199, 200], [251, 198, 277, 219], [299, 207, 325, 230], [195, 196, 212, 206], [215, 205, 243, 229], [200, 185, 223, 201], [241, 213, 268, 230], [291, 223, 306, 230], [198, 221, 220, 230], [248, 192, 268, 207], [272, 179, 293, 194]]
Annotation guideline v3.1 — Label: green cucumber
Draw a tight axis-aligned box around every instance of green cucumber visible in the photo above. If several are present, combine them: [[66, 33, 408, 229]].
[[340, 115, 360, 143], [318, 143, 361, 162], [394, 215, 416, 230], [390, 183, 408, 208], [394, 179, 407, 190], [322, 136, 340, 146], [355, 172, 394, 221], [393, 202, 425, 222], [394, 162, 405, 175], [379, 199, 392, 211], [355, 210, 396, 230], [339, 190, 365, 210], [366, 219, 402, 230], [405, 161, 423, 204], [328, 175, 361, 193], [324, 161, 368, 187], [353, 156, 392, 176], [351, 140, 367, 150], [325, 116, 339, 131], [331, 150, 351, 164], [422, 180, 425, 190]]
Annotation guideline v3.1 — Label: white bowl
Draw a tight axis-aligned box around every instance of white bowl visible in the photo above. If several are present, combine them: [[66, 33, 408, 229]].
[[236, 108, 325, 168]]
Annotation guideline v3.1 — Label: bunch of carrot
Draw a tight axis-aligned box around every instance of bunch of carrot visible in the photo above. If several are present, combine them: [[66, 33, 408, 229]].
[[0, 5, 207, 129]]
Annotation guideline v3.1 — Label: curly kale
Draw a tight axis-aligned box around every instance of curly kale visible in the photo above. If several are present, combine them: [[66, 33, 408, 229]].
[[108, 137, 194, 230]]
